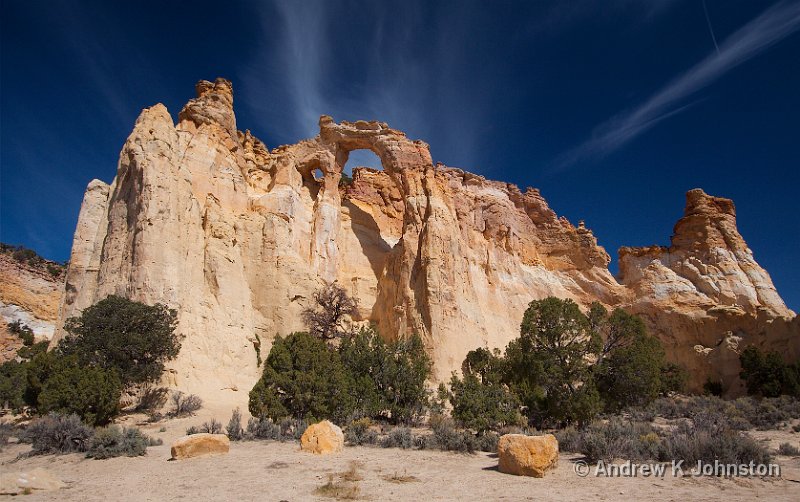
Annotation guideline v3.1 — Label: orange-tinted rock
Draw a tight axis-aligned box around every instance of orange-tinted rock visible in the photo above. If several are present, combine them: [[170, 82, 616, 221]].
[[300, 420, 344, 454], [497, 434, 559, 477], [171, 433, 230, 460]]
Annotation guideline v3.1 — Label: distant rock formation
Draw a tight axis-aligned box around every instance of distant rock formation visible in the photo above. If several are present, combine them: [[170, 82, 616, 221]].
[[0, 247, 64, 362], [54, 78, 797, 405], [619, 189, 797, 395]]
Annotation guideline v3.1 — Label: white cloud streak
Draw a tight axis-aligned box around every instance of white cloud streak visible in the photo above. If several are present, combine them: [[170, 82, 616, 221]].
[[239, 0, 484, 168], [556, 0, 800, 169]]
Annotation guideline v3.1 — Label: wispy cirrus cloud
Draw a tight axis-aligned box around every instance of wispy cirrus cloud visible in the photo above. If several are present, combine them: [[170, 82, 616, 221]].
[[238, 1, 490, 169], [555, 0, 800, 170]]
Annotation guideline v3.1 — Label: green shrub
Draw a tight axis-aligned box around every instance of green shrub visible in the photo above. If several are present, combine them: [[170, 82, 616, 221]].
[[46, 263, 63, 277], [21, 413, 93, 455], [449, 347, 523, 433], [339, 327, 432, 424], [505, 298, 603, 427], [0, 421, 14, 451], [8, 321, 34, 346], [381, 427, 413, 449], [570, 418, 660, 462], [227, 408, 244, 441], [60, 295, 180, 387], [740, 346, 800, 398], [338, 328, 390, 419], [594, 308, 672, 412], [703, 379, 724, 396], [475, 431, 500, 452], [249, 332, 355, 423], [428, 419, 476, 453], [11, 247, 39, 265], [244, 416, 307, 441], [449, 371, 523, 433], [344, 418, 378, 446], [0, 359, 28, 410], [16, 340, 48, 361], [37, 357, 122, 426], [660, 420, 770, 466], [87, 426, 151, 459]]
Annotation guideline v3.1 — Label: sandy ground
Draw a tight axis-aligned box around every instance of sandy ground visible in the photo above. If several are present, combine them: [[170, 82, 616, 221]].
[[2, 413, 799, 501]]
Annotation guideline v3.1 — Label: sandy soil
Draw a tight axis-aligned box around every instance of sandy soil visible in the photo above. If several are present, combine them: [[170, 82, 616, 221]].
[[2, 414, 799, 501]]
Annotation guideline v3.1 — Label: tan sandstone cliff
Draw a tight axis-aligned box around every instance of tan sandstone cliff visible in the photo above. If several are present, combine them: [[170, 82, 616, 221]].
[[54, 78, 797, 404], [0, 249, 64, 362], [618, 189, 797, 395]]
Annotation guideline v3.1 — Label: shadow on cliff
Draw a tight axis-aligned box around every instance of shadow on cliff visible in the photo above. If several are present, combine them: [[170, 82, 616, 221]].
[[342, 199, 392, 279]]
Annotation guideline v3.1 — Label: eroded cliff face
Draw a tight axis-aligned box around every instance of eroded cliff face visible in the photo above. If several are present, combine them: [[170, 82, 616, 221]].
[[619, 189, 796, 394], [56, 79, 797, 404], [0, 249, 64, 362]]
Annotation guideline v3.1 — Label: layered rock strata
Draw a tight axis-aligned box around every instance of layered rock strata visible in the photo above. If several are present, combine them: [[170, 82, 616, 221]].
[[55, 78, 797, 403]]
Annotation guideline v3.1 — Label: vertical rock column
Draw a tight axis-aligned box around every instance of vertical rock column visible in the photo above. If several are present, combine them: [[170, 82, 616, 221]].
[[308, 151, 342, 284]]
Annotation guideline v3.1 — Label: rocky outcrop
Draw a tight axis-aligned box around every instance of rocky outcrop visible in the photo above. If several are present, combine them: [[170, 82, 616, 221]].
[[300, 420, 344, 454], [55, 78, 797, 405], [170, 433, 230, 460], [619, 189, 797, 394], [497, 434, 559, 477], [0, 247, 64, 362]]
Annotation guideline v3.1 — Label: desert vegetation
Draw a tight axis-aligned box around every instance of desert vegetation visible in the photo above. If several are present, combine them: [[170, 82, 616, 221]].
[[0, 296, 184, 425], [10, 413, 161, 459], [248, 327, 431, 425], [2, 288, 798, 479], [0, 242, 66, 277], [240, 290, 799, 467]]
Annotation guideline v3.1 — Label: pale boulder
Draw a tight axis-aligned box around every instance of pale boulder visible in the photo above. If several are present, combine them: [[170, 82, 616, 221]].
[[300, 420, 344, 454], [171, 433, 230, 460], [497, 434, 559, 477], [0, 468, 64, 495]]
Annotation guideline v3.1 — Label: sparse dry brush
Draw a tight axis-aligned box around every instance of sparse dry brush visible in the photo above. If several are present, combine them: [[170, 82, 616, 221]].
[[314, 461, 364, 500], [557, 412, 772, 468], [170, 391, 203, 417], [19, 413, 93, 455], [87, 425, 157, 459], [777, 442, 800, 456]]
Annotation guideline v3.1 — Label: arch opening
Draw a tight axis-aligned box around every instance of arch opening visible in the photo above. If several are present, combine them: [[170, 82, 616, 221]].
[[343, 149, 383, 176]]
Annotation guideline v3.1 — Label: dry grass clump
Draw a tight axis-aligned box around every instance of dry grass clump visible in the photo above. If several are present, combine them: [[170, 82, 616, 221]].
[[314, 461, 364, 499], [382, 470, 419, 483]]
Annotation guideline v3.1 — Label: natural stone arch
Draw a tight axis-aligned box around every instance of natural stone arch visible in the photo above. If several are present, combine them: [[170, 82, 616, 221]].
[[316, 115, 432, 179]]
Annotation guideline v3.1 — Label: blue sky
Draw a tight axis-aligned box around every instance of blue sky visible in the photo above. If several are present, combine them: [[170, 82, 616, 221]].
[[1, 0, 798, 311]]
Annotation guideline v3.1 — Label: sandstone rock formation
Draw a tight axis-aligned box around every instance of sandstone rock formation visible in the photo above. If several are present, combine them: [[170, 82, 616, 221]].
[[618, 189, 797, 394], [300, 420, 345, 454], [170, 433, 230, 460], [0, 248, 64, 362], [497, 434, 559, 477], [55, 78, 797, 405]]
